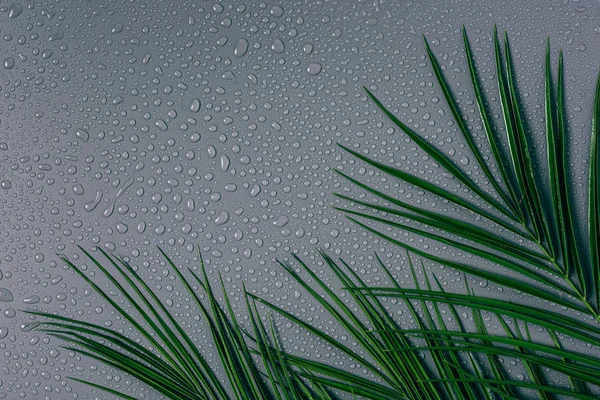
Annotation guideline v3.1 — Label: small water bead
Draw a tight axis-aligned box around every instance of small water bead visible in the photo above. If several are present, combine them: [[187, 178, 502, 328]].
[[1, 180, 12, 189]]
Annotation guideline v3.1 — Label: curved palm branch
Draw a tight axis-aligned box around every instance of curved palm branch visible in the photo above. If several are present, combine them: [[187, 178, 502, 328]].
[[335, 25, 600, 397], [25, 247, 332, 400]]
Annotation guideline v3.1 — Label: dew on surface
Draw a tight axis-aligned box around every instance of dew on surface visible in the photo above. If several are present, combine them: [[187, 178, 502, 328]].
[[0, 0, 596, 398]]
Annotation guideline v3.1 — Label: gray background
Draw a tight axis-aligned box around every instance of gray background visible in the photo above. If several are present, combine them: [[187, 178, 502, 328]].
[[0, 0, 598, 398]]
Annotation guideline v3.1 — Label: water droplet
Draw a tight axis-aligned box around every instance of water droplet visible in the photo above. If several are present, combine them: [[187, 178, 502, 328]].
[[220, 155, 230, 171], [234, 38, 249, 57], [116, 222, 128, 234], [250, 184, 261, 197], [73, 184, 84, 195], [8, 3, 23, 19], [76, 129, 89, 142], [3, 57, 15, 70], [0, 288, 14, 302], [273, 215, 289, 228], [307, 62, 322, 75], [191, 99, 201, 112], [111, 23, 123, 34], [270, 5, 284, 17], [271, 38, 285, 53], [84, 190, 103, 212], [155, 119, 168, 131], [23, 295, 40, 305], [215, 211, 230, 225]]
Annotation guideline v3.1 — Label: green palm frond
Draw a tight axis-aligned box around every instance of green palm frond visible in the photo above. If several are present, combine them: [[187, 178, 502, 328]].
[[335, 25, 600, 397], [26, 248, 328, 400], [25, 26, 600, 400]]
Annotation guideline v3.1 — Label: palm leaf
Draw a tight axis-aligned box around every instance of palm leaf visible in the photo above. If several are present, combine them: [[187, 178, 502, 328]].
[[337, 25, 600, 325], [27, 248, 325, 400]]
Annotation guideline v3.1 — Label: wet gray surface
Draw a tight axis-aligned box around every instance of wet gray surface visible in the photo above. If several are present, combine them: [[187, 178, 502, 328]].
[[0, 0, 599, 398]]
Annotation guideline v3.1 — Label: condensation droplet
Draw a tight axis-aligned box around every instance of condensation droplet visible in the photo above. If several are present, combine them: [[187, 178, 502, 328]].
[[0, 288, 14, 302], [3, 57, 15, 70], [8, 3, 23, 19], [76, 129, 89, 142], [271, 38, 285, 53], [234, 38, 249, 57], [215, 211, 230, 225], [307, 62, 322, 75]]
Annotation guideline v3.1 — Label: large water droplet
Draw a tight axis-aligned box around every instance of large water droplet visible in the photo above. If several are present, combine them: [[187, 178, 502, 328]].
[[307, 63, 322, 75], [271, 38, 285, 53], [8, 3, 23, 19], [234, 38, 249, 57], [0, 288, 14, 302], [215, 211, 230, 225]]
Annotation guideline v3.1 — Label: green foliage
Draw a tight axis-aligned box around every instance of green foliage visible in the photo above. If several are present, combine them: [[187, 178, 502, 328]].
[[26, 27, 600, 399]]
